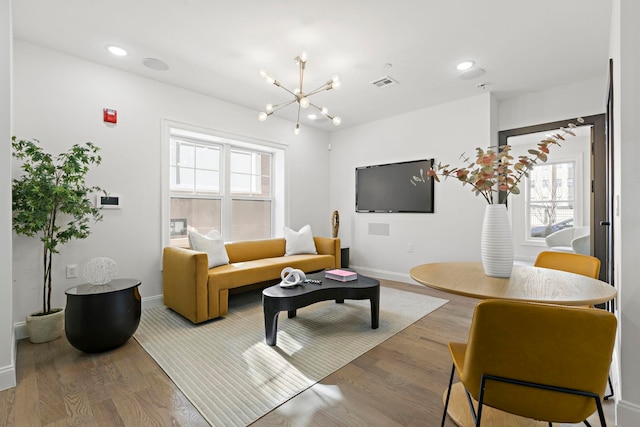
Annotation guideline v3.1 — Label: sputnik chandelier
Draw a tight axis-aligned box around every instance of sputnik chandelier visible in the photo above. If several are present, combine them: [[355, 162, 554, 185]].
[[258, 52, 341, 135]]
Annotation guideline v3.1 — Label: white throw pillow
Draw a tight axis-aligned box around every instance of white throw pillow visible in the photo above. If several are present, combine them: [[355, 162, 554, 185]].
[[188, 229, 230, 268], [284, 224, 317, 256]]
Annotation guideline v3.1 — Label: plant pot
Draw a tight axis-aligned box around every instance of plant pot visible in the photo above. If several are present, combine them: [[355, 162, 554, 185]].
[[26, 308, 65, 344], [480, 204, 514, 278]]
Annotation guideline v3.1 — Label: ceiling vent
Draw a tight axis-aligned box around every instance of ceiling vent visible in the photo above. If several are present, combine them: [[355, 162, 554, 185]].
[[371, 76, 399, 88]]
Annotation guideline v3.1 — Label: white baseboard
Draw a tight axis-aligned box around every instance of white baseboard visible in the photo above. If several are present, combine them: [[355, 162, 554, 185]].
[[14, 295, 166, 342], [617, 399, 640, 427], [141, 294, 164, 310], [349, 265, 419, 286], [14, 320, 27, 341], [0, 328, 16, 391]]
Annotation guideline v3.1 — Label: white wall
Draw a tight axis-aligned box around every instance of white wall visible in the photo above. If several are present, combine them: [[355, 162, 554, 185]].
[[612, 0, 640, 425], [0, 0, 16, 391], [328, 93, 494, 282], [328, 80, 606, 283], [11, 41, 331, 325], [498, 77, 606, 131]]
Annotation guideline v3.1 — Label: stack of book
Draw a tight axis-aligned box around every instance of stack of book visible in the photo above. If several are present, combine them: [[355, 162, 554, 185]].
[[325, 269, 358, 282]]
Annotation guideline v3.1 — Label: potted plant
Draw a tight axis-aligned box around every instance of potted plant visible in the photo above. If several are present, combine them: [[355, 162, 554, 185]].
[[425, 118, 583, 277], [12, 137, 105, 343]]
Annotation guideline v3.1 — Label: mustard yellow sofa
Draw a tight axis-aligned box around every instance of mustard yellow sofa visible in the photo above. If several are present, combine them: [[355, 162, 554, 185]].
[[162, 237, 340, 323]]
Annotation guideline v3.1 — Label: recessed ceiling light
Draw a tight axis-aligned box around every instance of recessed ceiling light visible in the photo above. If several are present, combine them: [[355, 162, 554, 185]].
[[308, 113, 318, 120], [107, 45, 128, 57], [456, 60, 475, 71]]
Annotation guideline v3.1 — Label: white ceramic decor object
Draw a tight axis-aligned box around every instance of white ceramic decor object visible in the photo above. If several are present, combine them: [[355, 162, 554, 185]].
[[480, 204, 514, 278]]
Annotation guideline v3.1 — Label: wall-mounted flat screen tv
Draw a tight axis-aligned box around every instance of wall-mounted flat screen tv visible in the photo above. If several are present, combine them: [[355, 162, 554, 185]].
[[356, 158, 435, 213]]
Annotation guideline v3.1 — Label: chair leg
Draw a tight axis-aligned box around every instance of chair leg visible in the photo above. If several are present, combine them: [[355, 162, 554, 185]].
[[475, 375, 489, 427], [465, 388, 479, 426], [441, 364, 455, 427], [604, 375, 614, 400], [594, 394, 607, 427]]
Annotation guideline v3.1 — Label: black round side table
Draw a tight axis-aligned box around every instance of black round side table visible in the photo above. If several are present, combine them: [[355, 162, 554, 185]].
[[65, 278, 142, 353]]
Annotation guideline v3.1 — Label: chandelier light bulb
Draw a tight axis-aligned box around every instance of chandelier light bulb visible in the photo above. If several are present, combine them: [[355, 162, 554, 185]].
[[266, 103, 273, 113], [332, 116, 342, 126], [299, 97, 310, 108], [331, 76, 341, 89], [294, 125, 300, 135], [260, 70, 275, 85], [321, 107, 328, 115], [258, 112, 268, 121]]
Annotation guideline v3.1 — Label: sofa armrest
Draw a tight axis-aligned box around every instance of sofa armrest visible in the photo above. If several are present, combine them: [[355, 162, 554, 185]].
[[313, 236, 341, 268], [162, 247, 210, 323]]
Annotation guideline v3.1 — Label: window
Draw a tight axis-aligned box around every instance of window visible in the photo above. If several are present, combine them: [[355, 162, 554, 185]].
[[229, 148, 272, 241], [167, 127, 280, 246], [527, 161, 575, 238]]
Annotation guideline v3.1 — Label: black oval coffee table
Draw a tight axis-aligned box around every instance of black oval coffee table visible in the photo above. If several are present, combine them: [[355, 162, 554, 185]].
[[262, 270, 379, 346], [65, 278, 142, 353]]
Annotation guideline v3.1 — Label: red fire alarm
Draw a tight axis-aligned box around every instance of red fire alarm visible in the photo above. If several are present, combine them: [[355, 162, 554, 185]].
[[103, 108, 117, 124]]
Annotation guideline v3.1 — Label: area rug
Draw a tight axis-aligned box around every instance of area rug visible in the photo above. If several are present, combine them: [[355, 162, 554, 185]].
[[134, 286, 448, 427]]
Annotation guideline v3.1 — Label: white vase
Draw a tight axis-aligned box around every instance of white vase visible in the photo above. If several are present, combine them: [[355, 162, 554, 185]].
[[480, 204, 514, 278]]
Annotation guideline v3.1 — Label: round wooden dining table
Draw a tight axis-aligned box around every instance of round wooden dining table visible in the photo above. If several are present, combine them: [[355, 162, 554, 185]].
[[410, 261, 617, 427], [409, 262, 616, 306]]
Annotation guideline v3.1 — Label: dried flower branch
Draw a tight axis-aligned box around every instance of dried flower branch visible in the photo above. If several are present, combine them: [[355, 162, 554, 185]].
[[427, 118, 584, 204]]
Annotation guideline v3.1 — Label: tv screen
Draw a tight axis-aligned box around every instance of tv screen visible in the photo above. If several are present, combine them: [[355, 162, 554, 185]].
[[356, 159, 435, 213]]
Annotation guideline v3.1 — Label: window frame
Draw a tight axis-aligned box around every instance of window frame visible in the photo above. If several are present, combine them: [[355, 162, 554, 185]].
[[161, 120, 287, 249]]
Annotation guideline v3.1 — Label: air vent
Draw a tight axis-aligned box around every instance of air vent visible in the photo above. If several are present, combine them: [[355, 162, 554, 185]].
[[371, 76, 399, 88]]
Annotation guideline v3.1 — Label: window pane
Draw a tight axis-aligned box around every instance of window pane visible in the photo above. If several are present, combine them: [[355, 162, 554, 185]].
[[196, 145, 219, 170], [229, 150, 271, 197], [169, 198, 221, 246], [231, 150, 252, 173], [172, 167, 195, 192], [528, 161, 575, 238], [178, 142, 195, 168], [230, 173, 251, 194], [231, 200, 271, 241], [196, 170, 219, 193]]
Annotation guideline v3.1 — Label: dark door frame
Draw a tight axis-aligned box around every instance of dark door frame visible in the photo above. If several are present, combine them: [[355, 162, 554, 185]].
[[498, 114, 610, 284]]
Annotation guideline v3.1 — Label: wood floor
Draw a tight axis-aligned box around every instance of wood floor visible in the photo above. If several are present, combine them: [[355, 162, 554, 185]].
[[0, 279, 615, 426]]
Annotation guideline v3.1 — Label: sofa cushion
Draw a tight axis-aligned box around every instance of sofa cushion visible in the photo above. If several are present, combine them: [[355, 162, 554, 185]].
[[225, 238, 286, 263], [284, 224, 317, 256], [188, 230, 230, 268], [208, 254, 335, 290]]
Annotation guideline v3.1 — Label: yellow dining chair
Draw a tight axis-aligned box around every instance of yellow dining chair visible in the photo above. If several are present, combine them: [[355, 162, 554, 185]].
[[442, 299, 617, 427], [534, 250, 614, 400], [534, 250, 601, 279]]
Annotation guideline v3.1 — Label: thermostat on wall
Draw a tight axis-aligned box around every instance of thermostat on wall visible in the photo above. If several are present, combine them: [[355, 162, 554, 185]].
[[97, 194, 121, 209]]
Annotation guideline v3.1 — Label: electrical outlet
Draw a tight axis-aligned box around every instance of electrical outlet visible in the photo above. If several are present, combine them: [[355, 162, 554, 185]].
[[66, 264, 78, 279], [407, 243, 413, 253]]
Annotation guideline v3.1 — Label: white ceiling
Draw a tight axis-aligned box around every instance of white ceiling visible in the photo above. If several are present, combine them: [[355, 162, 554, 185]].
[[11, 0, 613, 132]]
